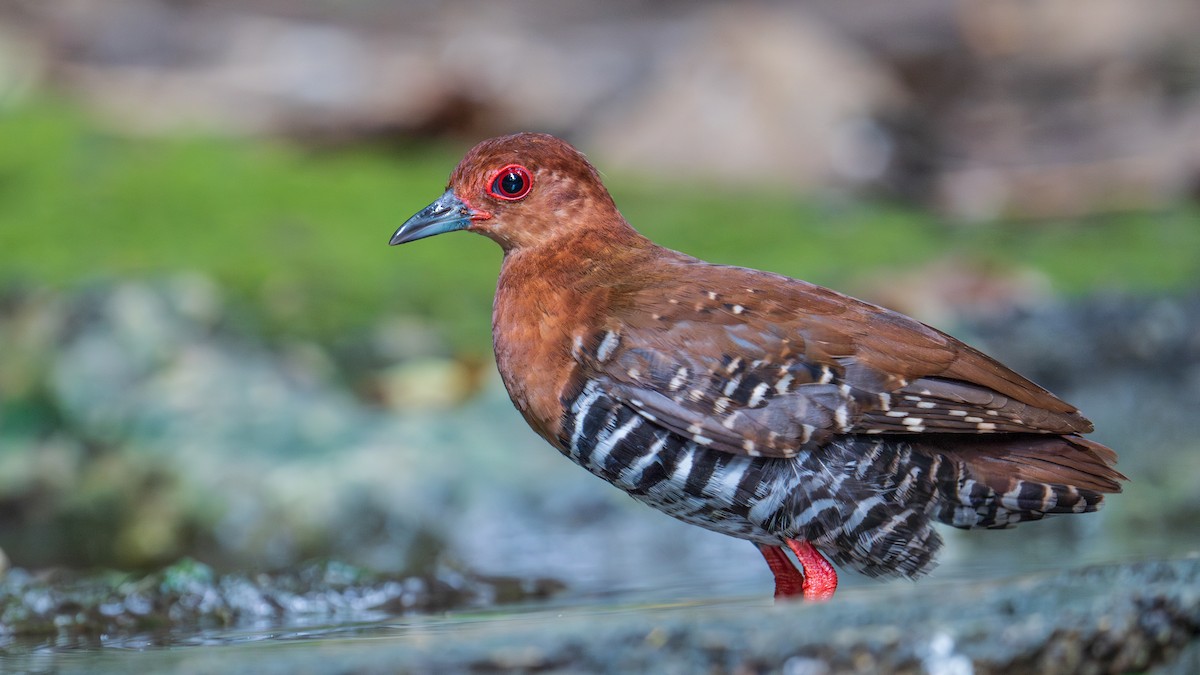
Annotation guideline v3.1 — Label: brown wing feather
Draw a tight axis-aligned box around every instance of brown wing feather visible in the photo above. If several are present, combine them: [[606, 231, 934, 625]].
[[572, 252, 1092, 459]]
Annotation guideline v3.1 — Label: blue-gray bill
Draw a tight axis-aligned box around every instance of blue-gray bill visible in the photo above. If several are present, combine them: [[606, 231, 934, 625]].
[[390, 189, 473, 245]]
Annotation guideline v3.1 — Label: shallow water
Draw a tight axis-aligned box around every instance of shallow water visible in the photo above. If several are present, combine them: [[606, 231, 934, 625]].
[[3, 595, 760, 674], [3, 524, 1195, 675]]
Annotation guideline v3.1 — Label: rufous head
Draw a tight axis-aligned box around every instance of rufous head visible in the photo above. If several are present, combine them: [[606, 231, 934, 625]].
[[390, 133, 622, 252]]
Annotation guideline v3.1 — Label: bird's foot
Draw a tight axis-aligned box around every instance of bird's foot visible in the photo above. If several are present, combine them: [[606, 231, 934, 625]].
[[757, 544, 806, 599], [757, 541, 839, 602], [786, 539, 838, 601]]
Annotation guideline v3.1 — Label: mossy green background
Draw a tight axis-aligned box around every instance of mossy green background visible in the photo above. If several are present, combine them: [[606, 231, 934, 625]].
[[2, 99, 1198, 354]]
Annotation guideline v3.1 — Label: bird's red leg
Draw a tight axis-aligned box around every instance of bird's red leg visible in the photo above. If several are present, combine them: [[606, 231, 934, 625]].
[[786, 539, 838, 601], [756, 544, 807, 599]]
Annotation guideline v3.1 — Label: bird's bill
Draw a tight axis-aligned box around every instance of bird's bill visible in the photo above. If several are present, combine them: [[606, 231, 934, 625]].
[[389, 190, 475, 245]]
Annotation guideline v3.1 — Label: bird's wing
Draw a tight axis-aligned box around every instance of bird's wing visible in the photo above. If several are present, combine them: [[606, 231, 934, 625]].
[[570, 263, 1091, 459]]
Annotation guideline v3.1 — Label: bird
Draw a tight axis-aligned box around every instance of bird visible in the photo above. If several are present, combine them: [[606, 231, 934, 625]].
[[388, 132, 1124, 601]]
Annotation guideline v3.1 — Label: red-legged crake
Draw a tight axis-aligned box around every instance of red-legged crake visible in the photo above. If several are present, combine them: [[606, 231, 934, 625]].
[[389, 133, 1124, 601]]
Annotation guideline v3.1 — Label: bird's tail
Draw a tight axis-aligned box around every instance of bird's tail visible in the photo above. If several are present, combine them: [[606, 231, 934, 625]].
[[913, 433, 1125, 530], [818, 433, 1124, 580]]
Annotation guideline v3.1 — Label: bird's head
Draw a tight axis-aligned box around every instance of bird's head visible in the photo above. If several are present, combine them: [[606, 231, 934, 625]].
[[390, 133, 624, 253]]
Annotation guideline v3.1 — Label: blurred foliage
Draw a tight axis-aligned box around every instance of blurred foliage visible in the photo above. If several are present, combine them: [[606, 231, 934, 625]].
[[0, 98, 1198, 359], [0, 99, 494, 352], [624, 185, 1200, 299]]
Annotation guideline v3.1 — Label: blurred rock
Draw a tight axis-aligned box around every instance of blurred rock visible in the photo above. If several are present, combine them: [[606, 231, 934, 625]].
[[869, 0, 1200, 218], [6, 0, 1197, 214], [376, 357, 478, 410], [0, 21, 42, 107], [583, 4, 900, 189], [1, 278, 1198, 601], [369, 316, 449, 364], [5, 0, 652, 140], [0, 279, 454, 571], [10, 1, 898, 194], [855, 255, 1053, 328]]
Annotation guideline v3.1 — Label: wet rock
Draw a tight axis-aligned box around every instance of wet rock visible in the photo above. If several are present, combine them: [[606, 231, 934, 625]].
[[311, 557, 1200, 674], [0, 557, 563, 639]]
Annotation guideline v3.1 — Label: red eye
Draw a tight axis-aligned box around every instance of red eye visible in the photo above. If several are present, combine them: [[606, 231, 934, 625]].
[[488, 165, 533, 201]]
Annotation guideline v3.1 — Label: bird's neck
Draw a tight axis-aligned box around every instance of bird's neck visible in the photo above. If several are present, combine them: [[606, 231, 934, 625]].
[[498, 218, 656, 297], [490, 222, 655, 442]]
